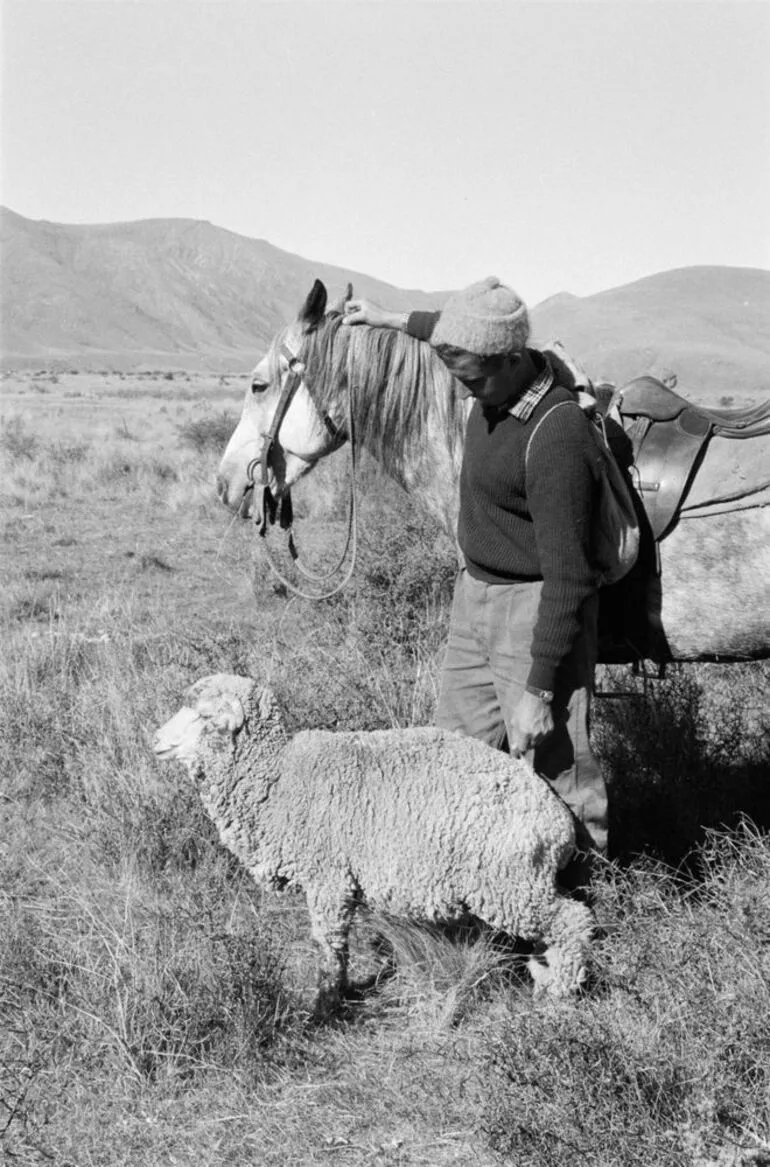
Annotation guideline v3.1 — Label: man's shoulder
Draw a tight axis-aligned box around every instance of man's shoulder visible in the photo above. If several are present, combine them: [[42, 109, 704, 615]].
[[529, 384, 582, 424], [526, 390, 596, 464]]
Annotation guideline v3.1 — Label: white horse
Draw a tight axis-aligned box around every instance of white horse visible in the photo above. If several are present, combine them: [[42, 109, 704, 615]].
[[217, 281, 770, 663]]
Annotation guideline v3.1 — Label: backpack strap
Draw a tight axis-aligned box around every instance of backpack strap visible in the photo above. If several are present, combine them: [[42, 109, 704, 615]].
[[525, 400, 582, 470], [525, 398, 640, 586]]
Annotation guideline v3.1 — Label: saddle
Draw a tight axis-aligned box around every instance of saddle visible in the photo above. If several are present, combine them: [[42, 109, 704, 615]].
[[609, 375, 770, 540]]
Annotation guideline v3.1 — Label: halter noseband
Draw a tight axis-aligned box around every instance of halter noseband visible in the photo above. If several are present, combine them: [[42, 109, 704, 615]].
[[243, 334, 360, 600], [246, 340, 345, 537]]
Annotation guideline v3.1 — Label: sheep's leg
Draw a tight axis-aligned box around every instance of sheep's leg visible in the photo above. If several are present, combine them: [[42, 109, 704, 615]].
[[305, 885, 354, 1017], [530, 896, 595, 997]]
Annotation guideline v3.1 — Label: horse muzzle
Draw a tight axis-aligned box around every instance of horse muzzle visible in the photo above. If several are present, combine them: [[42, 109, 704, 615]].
[[216, 472, 247, 513]]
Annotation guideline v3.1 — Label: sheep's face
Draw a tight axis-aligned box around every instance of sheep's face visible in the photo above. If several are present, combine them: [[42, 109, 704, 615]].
[[153, 673, 258, 770], [153, 704, 209, 767], [528, 951, 589, 998]]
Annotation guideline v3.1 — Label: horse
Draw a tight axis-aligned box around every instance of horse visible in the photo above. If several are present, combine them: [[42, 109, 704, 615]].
[[217, 280, 770, 664]]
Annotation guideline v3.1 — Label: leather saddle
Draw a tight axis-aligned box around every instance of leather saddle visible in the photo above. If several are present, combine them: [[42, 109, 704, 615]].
[[608, 375, 770, 541]]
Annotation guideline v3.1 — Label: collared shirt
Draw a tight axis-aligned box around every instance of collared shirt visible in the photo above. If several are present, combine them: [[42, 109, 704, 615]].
[[506, 350, 555, 421]]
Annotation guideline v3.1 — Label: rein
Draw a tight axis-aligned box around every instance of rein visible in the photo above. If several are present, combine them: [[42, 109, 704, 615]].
[[247, 340, 360, 600]]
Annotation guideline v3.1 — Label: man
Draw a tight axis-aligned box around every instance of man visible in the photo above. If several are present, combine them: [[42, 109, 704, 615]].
[[343, 277, 608, 863]]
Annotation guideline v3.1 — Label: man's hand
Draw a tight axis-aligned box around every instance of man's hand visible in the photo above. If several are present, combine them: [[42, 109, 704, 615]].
[[509, 691, 554, 757], [342, 298, 406, 330]]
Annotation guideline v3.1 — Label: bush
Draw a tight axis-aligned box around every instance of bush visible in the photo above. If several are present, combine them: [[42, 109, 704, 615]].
[[593, 662, 770, 866], [178, 411, 237, 453], [48, 439, 90, 464], [1, 415, 38, 459]]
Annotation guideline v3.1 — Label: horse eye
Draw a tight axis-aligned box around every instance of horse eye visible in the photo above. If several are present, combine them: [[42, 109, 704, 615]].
[[251, 379, 268, 395]]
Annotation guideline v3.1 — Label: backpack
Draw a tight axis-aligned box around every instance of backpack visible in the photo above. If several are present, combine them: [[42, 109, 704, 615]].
[[525, 399, 640, 587]]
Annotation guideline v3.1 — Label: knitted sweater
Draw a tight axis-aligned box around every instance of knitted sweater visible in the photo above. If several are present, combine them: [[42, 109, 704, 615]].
[[407, 311, 601, 692]]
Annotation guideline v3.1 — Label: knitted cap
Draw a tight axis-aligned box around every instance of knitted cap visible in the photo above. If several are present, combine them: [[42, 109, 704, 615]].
[[431, 277, 530, 356]]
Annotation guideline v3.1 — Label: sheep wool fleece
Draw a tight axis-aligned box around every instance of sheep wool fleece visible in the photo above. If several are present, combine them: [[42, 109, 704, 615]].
[[154, 676, 596, 1004]]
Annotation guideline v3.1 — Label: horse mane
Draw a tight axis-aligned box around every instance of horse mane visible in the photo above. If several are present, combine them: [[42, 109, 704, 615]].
[[299, 313, 467, 478]]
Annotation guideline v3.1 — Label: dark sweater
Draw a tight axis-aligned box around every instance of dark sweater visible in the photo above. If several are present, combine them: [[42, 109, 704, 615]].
[[407, 311, 601, 691], [461, 389, 601, 691]]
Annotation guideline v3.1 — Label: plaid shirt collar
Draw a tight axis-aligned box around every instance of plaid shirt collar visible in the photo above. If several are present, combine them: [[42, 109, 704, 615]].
[[506, 349, 555, 421]]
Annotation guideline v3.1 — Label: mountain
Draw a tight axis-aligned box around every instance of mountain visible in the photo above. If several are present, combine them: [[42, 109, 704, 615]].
[[2, 207, 769, 398], [0, 207, 448, 371], [531, 266, 770, 400]]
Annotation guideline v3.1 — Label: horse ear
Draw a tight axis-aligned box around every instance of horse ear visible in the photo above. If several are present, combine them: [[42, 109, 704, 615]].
[[329, 282, 354, 316], [299, 280, 328, 328]]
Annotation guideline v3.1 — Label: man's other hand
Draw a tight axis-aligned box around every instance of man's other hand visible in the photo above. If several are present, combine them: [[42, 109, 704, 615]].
[[509, 690, 554, 757]]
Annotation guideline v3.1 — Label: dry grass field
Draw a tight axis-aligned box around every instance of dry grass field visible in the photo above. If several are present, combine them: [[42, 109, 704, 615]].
[[2, 370, 770, 1166]]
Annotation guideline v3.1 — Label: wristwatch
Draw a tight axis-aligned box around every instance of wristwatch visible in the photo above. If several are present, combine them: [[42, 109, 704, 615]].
[[526, 686, 554, 704]]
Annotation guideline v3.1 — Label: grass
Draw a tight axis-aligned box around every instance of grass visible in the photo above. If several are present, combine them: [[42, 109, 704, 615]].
[[1, 369, 769, 1165], [480, 825, 770, 1165]]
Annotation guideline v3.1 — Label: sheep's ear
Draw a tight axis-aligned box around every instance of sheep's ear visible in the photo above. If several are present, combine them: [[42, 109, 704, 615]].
[[195, 695, 245, 734], [213, 697, 245, 735]]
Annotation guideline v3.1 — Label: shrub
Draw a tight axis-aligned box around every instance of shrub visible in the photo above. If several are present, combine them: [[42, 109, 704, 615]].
[[178, 411, 237, 454], [593, 662, 770, 866], [1, 415, 38, 459], [47, 439, 89, 464]]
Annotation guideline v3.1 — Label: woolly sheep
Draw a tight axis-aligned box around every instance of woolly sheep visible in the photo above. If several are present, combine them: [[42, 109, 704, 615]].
[[153, 673, 595, 1007]]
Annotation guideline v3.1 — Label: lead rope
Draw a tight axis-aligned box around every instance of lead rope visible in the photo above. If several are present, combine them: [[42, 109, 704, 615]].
[[255, 380, 359, 601]]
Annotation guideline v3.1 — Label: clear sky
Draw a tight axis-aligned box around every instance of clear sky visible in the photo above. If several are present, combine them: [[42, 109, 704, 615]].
[[1, 0, 768, 306]]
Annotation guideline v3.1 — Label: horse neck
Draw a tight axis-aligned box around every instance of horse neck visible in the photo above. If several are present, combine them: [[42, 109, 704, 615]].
[[324, 323, 465, 536]]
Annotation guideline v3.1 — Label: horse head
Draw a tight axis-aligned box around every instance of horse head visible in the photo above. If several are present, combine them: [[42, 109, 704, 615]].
[[217, 279, 350, 516]]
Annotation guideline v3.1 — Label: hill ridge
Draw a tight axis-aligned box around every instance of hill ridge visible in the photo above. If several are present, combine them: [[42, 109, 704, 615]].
[[2, 208, 769, 395]]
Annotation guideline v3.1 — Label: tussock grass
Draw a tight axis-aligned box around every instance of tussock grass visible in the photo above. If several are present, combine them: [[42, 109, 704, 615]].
[[480, 823, 770, 1166], [358, 914, 527, 1030], [1, 408, 221, 513], [4, 861, 305, 1087]]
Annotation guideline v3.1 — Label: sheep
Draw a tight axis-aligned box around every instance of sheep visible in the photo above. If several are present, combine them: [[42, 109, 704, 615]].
[[153, 673, 596, 1008]]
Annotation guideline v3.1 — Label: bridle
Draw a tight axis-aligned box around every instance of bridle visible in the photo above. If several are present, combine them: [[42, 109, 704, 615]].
[[245, 338, 360, 599]]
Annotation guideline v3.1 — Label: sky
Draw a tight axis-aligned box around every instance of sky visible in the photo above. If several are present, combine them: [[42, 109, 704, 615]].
[[1, 0, 769, 306]]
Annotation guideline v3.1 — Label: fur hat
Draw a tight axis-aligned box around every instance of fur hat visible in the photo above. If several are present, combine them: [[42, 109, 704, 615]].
[[431, 277, 530, 356]]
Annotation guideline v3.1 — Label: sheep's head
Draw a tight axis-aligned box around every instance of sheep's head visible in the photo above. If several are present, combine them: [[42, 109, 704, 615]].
[[153, 673, 270, 771], [528, 949, 589, 999], [527, 898, 595, 999]]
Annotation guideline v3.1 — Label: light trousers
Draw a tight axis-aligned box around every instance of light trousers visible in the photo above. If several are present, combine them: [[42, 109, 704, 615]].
[[436, 569, 608, 854]]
